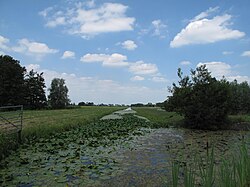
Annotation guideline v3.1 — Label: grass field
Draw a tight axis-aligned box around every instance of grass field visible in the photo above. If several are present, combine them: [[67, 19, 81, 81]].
[[132, 107, 183, 127], [21, 106, 125, 140]]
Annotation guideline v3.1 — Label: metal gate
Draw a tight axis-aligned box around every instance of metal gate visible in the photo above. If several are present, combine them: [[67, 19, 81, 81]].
[[0, 105, 23, 143]]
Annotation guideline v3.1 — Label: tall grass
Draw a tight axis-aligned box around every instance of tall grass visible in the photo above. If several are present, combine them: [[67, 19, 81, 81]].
[[171, 140, 250, 187]]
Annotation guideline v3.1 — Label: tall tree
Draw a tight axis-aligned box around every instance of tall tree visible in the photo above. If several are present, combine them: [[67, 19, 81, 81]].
[[48, 78, 70, 109], [0, 55, 26, 106], [165, 65, 231, 130], [24, 70, 47, 109]]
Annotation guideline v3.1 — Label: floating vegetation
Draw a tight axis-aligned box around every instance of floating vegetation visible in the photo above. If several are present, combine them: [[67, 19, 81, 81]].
[[0, 115, 153, 186]]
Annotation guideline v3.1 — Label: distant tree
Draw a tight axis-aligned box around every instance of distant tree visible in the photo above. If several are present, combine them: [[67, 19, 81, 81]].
[[78, 102, 86, 106], [131, 103, 144, 107], [166, 65, 231, 130], [0, 55, 26, 106], [48, 78, 70, 109], [24, 70, 47, 109], [86, 102, 94, 106]]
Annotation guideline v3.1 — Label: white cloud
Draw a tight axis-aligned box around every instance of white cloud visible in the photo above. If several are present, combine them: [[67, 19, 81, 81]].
[[0, 35, 10, 50], [61, 50, 75, 59], [81, 53, 108, 62], [151, 76, 168, 83], [26, 64, 41, 72], [121, 40, 137, 50], [222, 51, 233, 55], [197, 61, 231, 78], [152, 19, 167, 38], [180, 60, 191, 65], [12, 38, 58, 59], [86, 0, 95, 8], [197, 61, 250, 83], [129, 61, 158, 75], [24, 64, 166, 104], [39, 7, 53, 17], [170, 10, 245, 48], [81, 53, 160, 76], [191, 6, 219, 22], [0, 51, 6, 56], [40, 2, 135, 38], [130, 75, 144, 81], [46, 16, 66, 28], [241, 51, 250, 57], [81, 53, 129, 67]]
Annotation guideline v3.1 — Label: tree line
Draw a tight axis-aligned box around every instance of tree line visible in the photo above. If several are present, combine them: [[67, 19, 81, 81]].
[[164, 65, 250, 130], [0, 55, 70, 109]]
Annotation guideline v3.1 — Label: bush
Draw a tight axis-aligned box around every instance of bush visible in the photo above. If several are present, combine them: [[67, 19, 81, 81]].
[[165, 65, 231, 130]]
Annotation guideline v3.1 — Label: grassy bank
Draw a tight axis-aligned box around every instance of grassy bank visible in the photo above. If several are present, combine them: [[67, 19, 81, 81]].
[[21, 106, 125, 140], [0, 106, 124, 159], [132, 107, 183, 127], [133, 107, 250, 129]]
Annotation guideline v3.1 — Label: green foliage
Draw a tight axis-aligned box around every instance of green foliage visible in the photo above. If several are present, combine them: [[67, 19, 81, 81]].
[[0, 115, 152, 186], [48, 78, 70, 109], [166, 65, 231, 129], [24, 70, 47, 109], [171, 140, 250, 187], [229, 80, 250, 114], [0, 55, 47, 109], [0, 55, 26, 106]]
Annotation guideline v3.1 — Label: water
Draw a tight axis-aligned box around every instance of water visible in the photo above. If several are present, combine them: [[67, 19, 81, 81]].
[[0, 127, 249, 186]]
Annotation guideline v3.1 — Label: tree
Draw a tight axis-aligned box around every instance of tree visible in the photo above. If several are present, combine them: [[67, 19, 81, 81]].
[[0, 55, 26, 106], [24, 70, 47, 109], [166, 65, 231, 130], [48, 78, 70, 109], [229, 80, 250, 114]]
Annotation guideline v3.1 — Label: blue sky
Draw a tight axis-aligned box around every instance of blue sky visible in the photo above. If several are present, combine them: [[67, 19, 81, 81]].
[[0, 0, 250, 104]]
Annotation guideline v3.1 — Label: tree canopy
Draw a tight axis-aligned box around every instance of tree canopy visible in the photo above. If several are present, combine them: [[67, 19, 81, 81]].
[[0, 55, 26, 106], [48, 78, 70, 109], [0, 55, 47, 109], [24, 70, 47, 109], [165, 65, 231, 130]]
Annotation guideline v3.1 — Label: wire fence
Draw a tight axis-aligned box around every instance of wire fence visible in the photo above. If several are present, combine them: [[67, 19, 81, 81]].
[[0, 105, 23, 143]]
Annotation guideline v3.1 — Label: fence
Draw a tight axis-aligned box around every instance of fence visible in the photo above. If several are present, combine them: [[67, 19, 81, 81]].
[[0, 105, 23, 143]]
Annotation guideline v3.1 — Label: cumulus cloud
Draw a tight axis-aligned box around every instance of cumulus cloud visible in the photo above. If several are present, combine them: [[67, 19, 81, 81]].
[[81, 53, 129, 67], [191, 6, 219, 22], [24, 64, 166, 104], [197, 61, 231, 78], [0, 35, 10, 50], [197, 61, 250, 82], [170, 8, 245, 48], [129, 61, 158, 75], [180, 60, 191, 65], [61, 50, 75, 59], [12, 38, 58, 59], [40, 2, 135, 38], [130, 75, 144, 81], [241, 51, 250, 57], [152, 19, 167, 38], [121, 40, 137, 50]]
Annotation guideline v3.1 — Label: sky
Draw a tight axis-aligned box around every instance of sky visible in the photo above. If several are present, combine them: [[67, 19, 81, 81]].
[[0, 0, 250, 105]]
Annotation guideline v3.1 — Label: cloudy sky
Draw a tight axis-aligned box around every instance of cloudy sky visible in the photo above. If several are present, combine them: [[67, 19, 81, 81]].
[[0, 0, 250, 104]]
